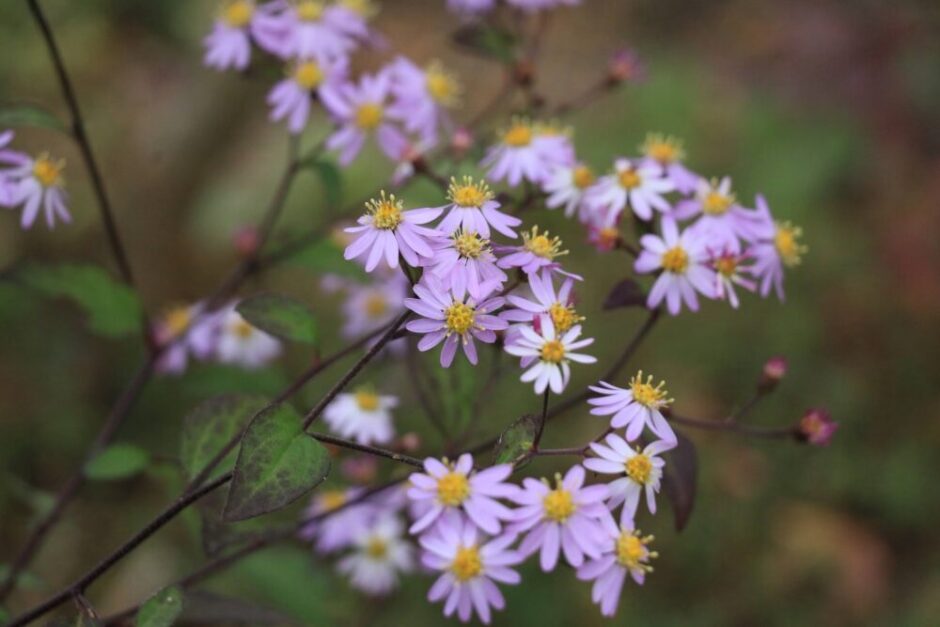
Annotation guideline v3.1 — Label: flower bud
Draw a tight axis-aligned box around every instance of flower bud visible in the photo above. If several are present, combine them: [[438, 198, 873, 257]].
[[758, 355, 788, 393], [233, 225, 260, 258], [451, 127, 474, 156], [398, 432, 421, 453], [797, 408, 838, 446], [607, 48, 646, 85]]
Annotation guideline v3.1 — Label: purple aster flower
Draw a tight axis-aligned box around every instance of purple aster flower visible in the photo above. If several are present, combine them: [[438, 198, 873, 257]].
[[639, 133, 699, 194], [747, 195, 807, 301], [797, 407, 838, 446], [508, 465, 611, 571], [427, 229, 507, 300], [497, 225, 580, 280], [710, 248, 757, 309], [543, 162, 597, 218], [634, 216, 716, 315], [435, 176, 521, 239], [502, 270, 583, 336], [407, 453, 517, 535], [387, 57, 461, 147], [504, 314, 596, 394], [482, 119, 573, 187], [587, 370, 676, 443], [203, 1, 270, 71], [336, 514, 414, 596], [152, 302, 222, 375], [0, 132, 70, 229], [420, 514, 523, 625], [582, 157, 674, 223], [338, 272, 408, 339], [674, 177, 768, 252], [321, 70, 407, 165], [267, 56, 347, 133], [252, 0, 358, 61], [344, 191, 443, 272], [404, 275, 508, 367], [584, 434, 672, 524], [576, 521, 657, 618], [300, 487, 383, 554]]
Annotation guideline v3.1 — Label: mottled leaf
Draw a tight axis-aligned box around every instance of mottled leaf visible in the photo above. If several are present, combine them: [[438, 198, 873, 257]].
[[13, 263, 142, 338], [84, 443, 149, 481], [603, 278, 647, 309], [180, 394, 270, 481], [0, 104, 67, 133], [493, 414, 539, 467], [661, 429, 698, 531], [236, 293, 317, 344], [224, 404, 331, 521], [137, 585, 183, 627]]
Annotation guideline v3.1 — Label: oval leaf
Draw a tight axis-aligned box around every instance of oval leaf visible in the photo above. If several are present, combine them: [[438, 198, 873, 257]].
[[493, 414, 539, 467], [603, 278, 647, 310], [224, 404, 331, 521], [180, 394, 271, 481], [137, 585, 183, 627], [13, 263, 142, 338], [0, 104, 68, 133], [661, 429, 698, 531], [236, 294, 317, 344], [85, 443, 149, 481]]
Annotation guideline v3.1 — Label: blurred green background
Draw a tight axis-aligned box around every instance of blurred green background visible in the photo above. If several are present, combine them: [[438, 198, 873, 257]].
[[2, 0, 940, 625]]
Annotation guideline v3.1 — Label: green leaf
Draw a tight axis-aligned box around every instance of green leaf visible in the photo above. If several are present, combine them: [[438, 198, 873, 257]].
[[299, 157, 343, 208], [137, 585, 183, 627], [224, 404, 331, 521], [236, 294, 318, 344], [289, 238, 367, 281], [84, 443, 149, 481], [180, 394, 271, 481], [0, 104, 68, 133], [493, 414, 539, 467], [12, 263, 142, 338]]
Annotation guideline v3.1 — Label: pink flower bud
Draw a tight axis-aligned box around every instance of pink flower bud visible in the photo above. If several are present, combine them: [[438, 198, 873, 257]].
[[451, 128, 474, 156], [397, 432, 421, 453], [608, 48, 646, 84], [233, 226, 260, 258], [797, 408, 838, 446], [758, 355, 788, 392]]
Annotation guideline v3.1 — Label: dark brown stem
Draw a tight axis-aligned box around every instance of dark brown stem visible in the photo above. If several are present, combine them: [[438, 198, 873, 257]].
[[309, 433, 424, 468], [666, 412, 799, 440], [533, 389, 550, 449], [551, 77, 613, 117]]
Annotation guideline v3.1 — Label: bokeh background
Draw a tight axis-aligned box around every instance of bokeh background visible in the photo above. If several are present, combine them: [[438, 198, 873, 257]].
[[2, 0, 940, 625]]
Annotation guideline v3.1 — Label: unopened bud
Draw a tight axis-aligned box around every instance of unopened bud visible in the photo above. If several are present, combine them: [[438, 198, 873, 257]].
[[233, 226, 260, 258], [398, 432, 421, 453], [607, 48, 646, 85], [758, 356, 788, 393], [796, 408, 838, 446], [451, 128, 474, 156]]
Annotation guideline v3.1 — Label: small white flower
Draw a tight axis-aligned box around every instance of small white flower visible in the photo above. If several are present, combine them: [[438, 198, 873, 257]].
[[542, 162, 596, 218], [323, 387, 398, 445], [215, 305, 282, 369], [583, 158, 674, 223], [584, 434, 671, 524], [337, 515, 414, 596], [505, 314, 596, 394]]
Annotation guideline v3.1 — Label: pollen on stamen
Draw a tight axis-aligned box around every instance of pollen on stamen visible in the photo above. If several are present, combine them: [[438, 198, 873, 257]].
[[701, 179, 735, 215], [444, 301, 476, 336], [547, 301, 583, 333], [292, 60, 324, 90], [355, 102, 384, 130], [447, 176, 493, 208], [220, 0, 255, 28], [615, 529, 658, 571], [452, 230, 488, 259], [641, 133, 685, 164], [501, 118, 534, 147], [295, 0, 325, 21], [660, 246, 689, 274], [774, 221, 807, 267], [523, 226, 568, 261], [365, 191, 404, 230], [628, 370, 673, 409], [425, 61, 462, 107], [32, 154, 65, 188]]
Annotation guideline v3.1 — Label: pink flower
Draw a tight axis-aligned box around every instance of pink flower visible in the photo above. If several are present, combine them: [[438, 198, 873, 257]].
[[747, 195, 806, 301], [343, 191, 443, 272], [407, 454, 517, 534], [203, 1, 269, 71], [674, 177, 768, 252], [152, 303, 223, 375], [404, 275, 508, 367], [482, 119, 572, 187], [710, 248, 757, 309], [543, 162, 597, 218], [435, 176, 521, 239], [639, 133, 698, 194], [502, 270, 583, 336], [420, 515, 523, 625], [497, 225, 579, 279], [576, 520, 657, 617], [582, 158, 674, 223], [387, 57, 461, 146], [252, 0, 359, 61], [427, 229, 507, 300], [267, 56, 347, 133], [798, 408, 837, 446], [0, 131, 70, 229], [587, 371, 676, 443], [322, 71, 407, 165], [634, 217, 715, 315], [508, 465, 611, 570], [300, 487, 383, 554]]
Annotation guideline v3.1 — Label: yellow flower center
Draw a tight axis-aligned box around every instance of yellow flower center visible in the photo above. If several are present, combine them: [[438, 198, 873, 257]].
[[547, 302, 582, 334], [714, 255, 738, 278], [450, 546, 483, 582], [502, 122, 533, 147], [629, 371, 672, 408], [447, 177, 493, 208], [32, 155, 64, 188], [595, 226, 620, 249], [339, 0, 378, 17], [522, 227, 567, 261], [366, 537, 388, 559], [774, 222, 806, 267], [296, 0, 324, 21], [572, 164, 596, 189], [221, 0, 255, 27], [618, 168, 641, 190], [164, 306, 191, 337], [625, 452, 653, 484], [702, 184, 735, 216], [426, 61, 461, 107], [660, 246, 689, 274], [542, 475, 576, 522], [293, 60, 324, 90], [320, 490, 347, 511], [615, 530, 657, 571], [642, 133, 685, 164], [232, 318, 255, 339], [540, 339, 565, 364], [437, 471, 470, 506], [364, 293, 388, 318], [453, 231, 486, 260], [355, 103, 384, 130], [354, 389, 380, 411], [365, 192, 403, 230], [444, 302, 475, 335]]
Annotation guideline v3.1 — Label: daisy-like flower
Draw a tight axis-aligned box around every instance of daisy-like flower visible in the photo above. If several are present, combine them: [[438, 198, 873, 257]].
[[710, 249, 756, 309], [253, 0, 358, 61], [505, 314, 596, 394], [584, 434, 671, 523], [675, 177, 769, 252], [639, 133, 698, 194], [152, 303, 221, 375], [583, 158, 674, 223], [428, 229, 507, 300], [337, 515, 414, 596], [502, 270, 583, 336], [576, 521, 657, 618], [343, 191, 443, 272], [387, 57, 462, 146], [585, 209, 623, 252], [587, 370, 676, 443], [203, 0, 267, 71], [267, 56, 347, 133], [407, 454, 517, 534], [323, 386, 398, 445], [747, 195, 807, 301], [420, 515, 523, 625], [497, 225, 577, 278], [435, 176, 521, 239], [543, 162, 596, 218], [215, 305, 282, 369], [300, 487, 380, 554], [0, 132, 70, 229], [339, 273, 408, 338], [482, 118, 571, 187], [508, 465, 611, 571], [634, 217, 715, 315], [404, 276, 507, 367], [321, 71, 407, 165]]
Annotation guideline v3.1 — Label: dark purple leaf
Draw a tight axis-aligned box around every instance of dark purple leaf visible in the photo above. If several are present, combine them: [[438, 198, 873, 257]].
[[661, 429, 698, 531], [603, 278, 647, 309]]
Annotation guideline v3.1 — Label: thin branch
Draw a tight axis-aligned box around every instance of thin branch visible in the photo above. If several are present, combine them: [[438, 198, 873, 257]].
[[666, 412, 798, 440], [309, 433, 424, 468]]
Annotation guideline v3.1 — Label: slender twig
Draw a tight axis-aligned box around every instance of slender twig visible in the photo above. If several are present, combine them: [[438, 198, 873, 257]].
[[27, 0, 136, 288], [550, 77, 613, 117], [309, 433, 423, 468], [533, 389, 550, 449], [666, 412, 798, 440]]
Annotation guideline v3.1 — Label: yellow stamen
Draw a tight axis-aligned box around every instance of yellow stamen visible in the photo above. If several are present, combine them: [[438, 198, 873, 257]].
[[618, 167, 641, 190], [641, 133, 685, 164], [295, 0, 324, 21], [32, 155, 64, 188], [572, 164, 596, 189], [437, 471, 470, 506], [220, 0, 254, 27], [774, 222, 807, 267], [425, 61, 461, 107], [366, 537, 388, 559], [339, 0, 378, 18], [547, 302, 582, 334], [354, 389, 380, 412], [522, 226, 567, 261], [628, 370, 672, 409], [444, 302, 475, 335], [701, 180, 735, 216], [450, 546, 482, 581], [365, 191, 403, 230], [660, 246, 689, 274], [714, 255, 738, 278], [231, 318, 255, 339], [615, 529, 657, 571], [320, 489, 347, 511], [293, 60, 324, 90], [364, 292, 388, 318], [542, 474, 576, 522], [163, 306, 191, 337], [625, 451, 653, 484], [447, 176, 493, 208], [453, 231, 487, 260], [354, 102, 383, 130], [540, 339, 565, 364], [502, 120, 534, 147]]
